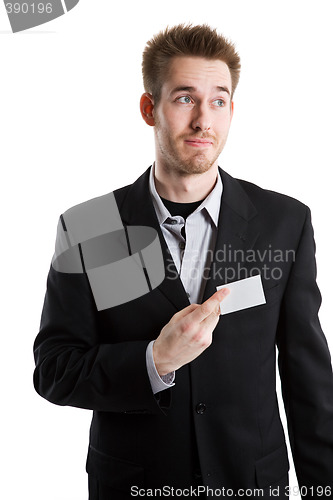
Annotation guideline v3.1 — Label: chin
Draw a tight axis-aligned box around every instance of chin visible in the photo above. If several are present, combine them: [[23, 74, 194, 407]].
[[178, 156, 216, 175]]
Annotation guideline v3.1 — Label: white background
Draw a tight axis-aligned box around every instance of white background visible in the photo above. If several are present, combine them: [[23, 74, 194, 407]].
[[1, 1, 332, 498]]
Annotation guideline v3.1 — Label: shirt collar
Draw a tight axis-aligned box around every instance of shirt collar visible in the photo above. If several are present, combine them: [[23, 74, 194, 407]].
[[149, 162, 223, 228]]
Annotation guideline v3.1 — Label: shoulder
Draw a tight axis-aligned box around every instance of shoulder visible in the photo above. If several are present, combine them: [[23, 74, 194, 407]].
[[61, 183, 132, 221], [236, 176, 310, 221], [59, 166, 152, 229], [58, 182, 133, 245]]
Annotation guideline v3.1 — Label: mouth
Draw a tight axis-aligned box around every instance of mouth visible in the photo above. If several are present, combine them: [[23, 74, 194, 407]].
[[184, 139, 213, 148]]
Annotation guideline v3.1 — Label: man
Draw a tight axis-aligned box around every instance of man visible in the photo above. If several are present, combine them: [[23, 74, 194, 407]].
[[33, 24, 333, 499]]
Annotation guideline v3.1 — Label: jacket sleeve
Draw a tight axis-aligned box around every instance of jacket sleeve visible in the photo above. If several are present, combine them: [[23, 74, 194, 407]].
[[33, 220, 170, 414], [276, 206, 333, 491]]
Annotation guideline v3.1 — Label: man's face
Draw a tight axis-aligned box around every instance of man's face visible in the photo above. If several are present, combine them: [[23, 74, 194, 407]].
[[152, 56, 234, 176]]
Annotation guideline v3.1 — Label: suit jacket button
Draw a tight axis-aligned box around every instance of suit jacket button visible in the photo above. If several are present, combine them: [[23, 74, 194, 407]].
[[195, 402, 206, 414]]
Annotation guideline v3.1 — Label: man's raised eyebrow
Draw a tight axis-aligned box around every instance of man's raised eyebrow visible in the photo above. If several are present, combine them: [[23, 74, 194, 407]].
[[216, 86, 230, 96], [170, 85, 230, 96], [170, 86, 196, 95]]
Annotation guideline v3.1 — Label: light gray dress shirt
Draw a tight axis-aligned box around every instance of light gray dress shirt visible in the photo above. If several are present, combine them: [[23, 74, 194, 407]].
[[146, 163, 223, 394]]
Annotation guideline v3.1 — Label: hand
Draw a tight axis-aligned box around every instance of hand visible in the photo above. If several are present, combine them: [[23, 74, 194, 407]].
[[153, 288, 230, 376]]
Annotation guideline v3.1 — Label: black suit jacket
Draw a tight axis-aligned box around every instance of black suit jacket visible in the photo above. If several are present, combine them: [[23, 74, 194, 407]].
[[33, 166, 333, 497]]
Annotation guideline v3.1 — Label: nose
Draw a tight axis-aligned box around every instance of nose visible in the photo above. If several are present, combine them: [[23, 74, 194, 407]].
[[191, 103, 211, 132]]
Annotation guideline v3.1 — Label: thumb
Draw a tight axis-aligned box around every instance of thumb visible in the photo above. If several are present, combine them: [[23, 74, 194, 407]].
[[214, 288, 230, 315]]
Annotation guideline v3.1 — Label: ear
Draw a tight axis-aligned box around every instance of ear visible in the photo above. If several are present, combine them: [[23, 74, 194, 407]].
[[140, 93, 155, 126], [230, 100, 234, 121]]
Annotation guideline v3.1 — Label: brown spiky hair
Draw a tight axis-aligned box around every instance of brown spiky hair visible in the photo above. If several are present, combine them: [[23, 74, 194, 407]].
[[142, 24, 241, 105]]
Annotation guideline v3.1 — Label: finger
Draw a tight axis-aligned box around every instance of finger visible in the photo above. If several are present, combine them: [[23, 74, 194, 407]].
[[170, 303, 200, 323], [190, 288, 229, 323], [200, 288, 231, 331]]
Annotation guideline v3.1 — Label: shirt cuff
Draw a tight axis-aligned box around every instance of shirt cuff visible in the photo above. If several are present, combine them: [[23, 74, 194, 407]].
[[146, 340, 175, 395]]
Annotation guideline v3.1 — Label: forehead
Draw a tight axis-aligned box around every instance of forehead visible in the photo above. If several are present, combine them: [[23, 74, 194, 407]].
[[163, 56, 232, 94]]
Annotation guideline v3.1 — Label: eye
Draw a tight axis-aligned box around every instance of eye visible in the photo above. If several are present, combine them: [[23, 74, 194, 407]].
[[213, 99, 225, 107], [177, 96, 192, 104]]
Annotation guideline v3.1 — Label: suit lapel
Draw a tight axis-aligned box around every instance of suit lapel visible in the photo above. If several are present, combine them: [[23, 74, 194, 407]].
[[115, 166, 190, 312], [201, 168, 259, 302], [116, 166, 259, 310]]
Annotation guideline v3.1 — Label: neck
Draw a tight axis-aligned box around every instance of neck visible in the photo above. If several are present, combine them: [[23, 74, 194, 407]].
[[153, 162, 218, 203]]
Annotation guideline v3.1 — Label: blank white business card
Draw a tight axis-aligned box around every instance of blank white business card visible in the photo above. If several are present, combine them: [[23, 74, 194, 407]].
[[217, 274, 266, 315]]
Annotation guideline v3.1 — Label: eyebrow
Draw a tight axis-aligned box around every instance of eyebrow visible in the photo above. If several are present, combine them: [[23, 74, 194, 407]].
[[170, 85, 231, 96]]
